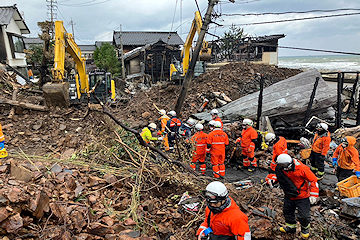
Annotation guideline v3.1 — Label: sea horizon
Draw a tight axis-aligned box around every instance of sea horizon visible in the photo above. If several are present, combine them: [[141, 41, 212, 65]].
[[278, 54, 360, 72]]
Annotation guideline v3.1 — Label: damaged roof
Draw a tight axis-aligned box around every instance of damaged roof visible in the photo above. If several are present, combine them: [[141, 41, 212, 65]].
[[113, 31, 183, 46], [0, 5, 30, 34]]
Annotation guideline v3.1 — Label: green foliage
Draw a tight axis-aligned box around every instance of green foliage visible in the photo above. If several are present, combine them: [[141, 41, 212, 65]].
[[24, 45, 43, 66], [218, 24, 246, 61], [93, 43, 121, 75]]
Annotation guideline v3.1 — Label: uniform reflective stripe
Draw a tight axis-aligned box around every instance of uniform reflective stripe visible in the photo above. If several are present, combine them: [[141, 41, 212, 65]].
[[244, 232, 251, 240], [310, 192, 319, 196], [197, 144, 206, 146], [212, 142, 225, 144]]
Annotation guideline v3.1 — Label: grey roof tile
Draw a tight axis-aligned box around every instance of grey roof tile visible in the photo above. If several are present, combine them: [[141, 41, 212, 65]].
[[113, 31, 183, 46]]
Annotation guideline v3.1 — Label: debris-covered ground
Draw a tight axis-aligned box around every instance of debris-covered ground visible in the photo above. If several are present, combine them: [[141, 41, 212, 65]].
[[0, 63, 359, 239]]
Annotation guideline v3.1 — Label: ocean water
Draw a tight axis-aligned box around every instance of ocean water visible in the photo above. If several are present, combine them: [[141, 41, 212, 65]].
[[278, 55, 360, 72]]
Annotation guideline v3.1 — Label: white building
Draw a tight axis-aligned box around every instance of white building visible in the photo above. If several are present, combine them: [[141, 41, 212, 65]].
[[0, 4, 30, 78]]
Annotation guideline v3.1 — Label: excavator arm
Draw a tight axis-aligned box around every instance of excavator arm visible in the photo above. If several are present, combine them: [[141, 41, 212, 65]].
[[53, 20, 89, 95], [170, 11, 211, 81]]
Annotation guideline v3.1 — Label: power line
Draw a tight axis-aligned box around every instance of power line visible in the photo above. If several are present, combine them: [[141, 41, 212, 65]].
[[58, 0, 109, 7], [279, 46, 360, 56], [221, 12, 360, 26], [222, 8, 360, 16]]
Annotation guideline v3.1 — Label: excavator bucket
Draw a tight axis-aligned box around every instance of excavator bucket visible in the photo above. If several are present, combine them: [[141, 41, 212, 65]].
[[42, 82, 70, 107]]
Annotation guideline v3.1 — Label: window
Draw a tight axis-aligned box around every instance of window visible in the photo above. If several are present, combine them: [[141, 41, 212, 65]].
[[12, 35, 25, 53]]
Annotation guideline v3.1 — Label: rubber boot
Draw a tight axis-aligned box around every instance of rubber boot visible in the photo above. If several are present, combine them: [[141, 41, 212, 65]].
[[316, 171, 325, 180], [300, 224, 310, 238], [279, 223, 296, 234]]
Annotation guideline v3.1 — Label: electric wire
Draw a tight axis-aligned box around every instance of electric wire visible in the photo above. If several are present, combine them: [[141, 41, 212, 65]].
[[220, 12, 360, 26], [222, 8, 360, 17], [58, 0, 109, 7], [167, 0, 179, 44]]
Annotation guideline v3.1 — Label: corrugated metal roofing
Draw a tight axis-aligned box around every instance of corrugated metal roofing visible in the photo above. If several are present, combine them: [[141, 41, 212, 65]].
[[0, 5, 30, 34], [113, 31, 183, 46]]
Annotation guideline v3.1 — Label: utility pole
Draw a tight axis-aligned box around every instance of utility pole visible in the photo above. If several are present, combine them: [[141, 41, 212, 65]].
[[69, 18, 75, 38], [120, 25, 125, 79], [46, 0, 57, 38], [174, 0, 220, 115]]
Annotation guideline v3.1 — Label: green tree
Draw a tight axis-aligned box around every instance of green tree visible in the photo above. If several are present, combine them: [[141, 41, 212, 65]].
[[93, 43, 121, 75], [218, 24, 246, 61]]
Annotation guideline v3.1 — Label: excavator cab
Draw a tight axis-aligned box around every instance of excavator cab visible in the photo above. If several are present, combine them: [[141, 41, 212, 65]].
[[89, 70, 114, 103]]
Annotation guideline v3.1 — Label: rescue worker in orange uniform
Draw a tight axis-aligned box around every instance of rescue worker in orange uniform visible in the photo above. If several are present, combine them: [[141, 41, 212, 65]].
[[190, 123, 208, 175], [264, 133, 288, 187], [157, 109, 170, 151], [207, 121, 229, 178], [236, 119, 258, 172], [166, 110, 182, 152], [140, 123, 163, 144], [276, 154, 319, 238], [310, 123, 331, 179], [210, 109, 223, 129], [0, 123, 8, 158], [332, 136, 360, 181], [197, 181, 251, 240]]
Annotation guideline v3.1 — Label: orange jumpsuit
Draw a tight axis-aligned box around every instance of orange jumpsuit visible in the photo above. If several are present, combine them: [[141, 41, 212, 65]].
[[333, 136, 360, 173], [266, 136, 288, 185], [158, 115, 170, 150], [312, 132, 331, 156], [239, 126, 258, 167], [207, 128, 229, 178], [197, 197, 251, 240], [190, 131, 208, 175]]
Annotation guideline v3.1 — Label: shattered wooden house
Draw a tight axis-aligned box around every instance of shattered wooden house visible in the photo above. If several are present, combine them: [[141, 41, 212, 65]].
[[0, 4, 30, 80], [113, 31, 184, 82], [211, 34, 285, 65]]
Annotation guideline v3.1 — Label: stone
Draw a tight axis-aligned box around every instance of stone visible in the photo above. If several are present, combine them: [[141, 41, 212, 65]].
[[123, 218, 136, 226], [7, 188, 22, 203], [10, 162, 33, 182], [2, 213, 23, 233], [59, 124, 66, 131], [0, 196, 8, 206], [74, 185, 85, 198], [0, 165, 8, 173], [0, 207, 10, 222], [141, 112, 151, 119], [33, 191, 50, 219], [50, 163, 62, 173], [61, 149, 75, 160], [7, 180, 19, 186]]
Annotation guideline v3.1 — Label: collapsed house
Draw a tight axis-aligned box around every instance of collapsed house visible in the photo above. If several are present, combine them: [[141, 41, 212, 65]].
[[193, 69, 337, 128]]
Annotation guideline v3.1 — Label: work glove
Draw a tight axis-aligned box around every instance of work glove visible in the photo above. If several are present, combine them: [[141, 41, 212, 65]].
[[267, 179, 275, 188], [332, 158, 338, 167], [355, 171, 360, 178], [235, 137, 241, 144], [0, 141, 4, 150], [319, 155, 326, 162], [158, 137, 164, 141], [309, 196, 317, 205]]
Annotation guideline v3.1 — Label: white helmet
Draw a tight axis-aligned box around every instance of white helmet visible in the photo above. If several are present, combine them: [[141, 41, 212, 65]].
[[316, 122, 328, 131], [209, 120, 216, 127], [159, 109, 166, 115], [265, 133, 276, 143], [148, 123, 157, 129], [195, 123, 203, 131], [204, 181, 228, 203], [214, 121, 222, 128], [210, 109, 219, 115], [168, 110, 176, 117], [242, 118, 253, 126], [276, 154, 293, 168], [187, 118, 196, 126]]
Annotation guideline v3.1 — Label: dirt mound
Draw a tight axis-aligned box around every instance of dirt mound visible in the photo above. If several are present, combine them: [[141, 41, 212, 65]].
[[116, 62, 302, 128]]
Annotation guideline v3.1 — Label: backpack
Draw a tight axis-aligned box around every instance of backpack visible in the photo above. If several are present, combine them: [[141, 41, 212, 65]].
[[275, 165, 305, 198]]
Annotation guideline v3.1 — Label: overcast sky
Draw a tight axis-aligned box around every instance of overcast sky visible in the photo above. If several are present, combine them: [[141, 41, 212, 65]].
[[2, 0, 360, 56]]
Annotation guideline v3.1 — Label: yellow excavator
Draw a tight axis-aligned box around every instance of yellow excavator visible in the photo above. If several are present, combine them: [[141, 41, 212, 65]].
[[43, 20, 115, 107], [170, 11, 212, 82]]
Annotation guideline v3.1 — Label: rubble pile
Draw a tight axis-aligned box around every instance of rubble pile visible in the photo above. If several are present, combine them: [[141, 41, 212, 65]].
[[116, 62, 302, 128]]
